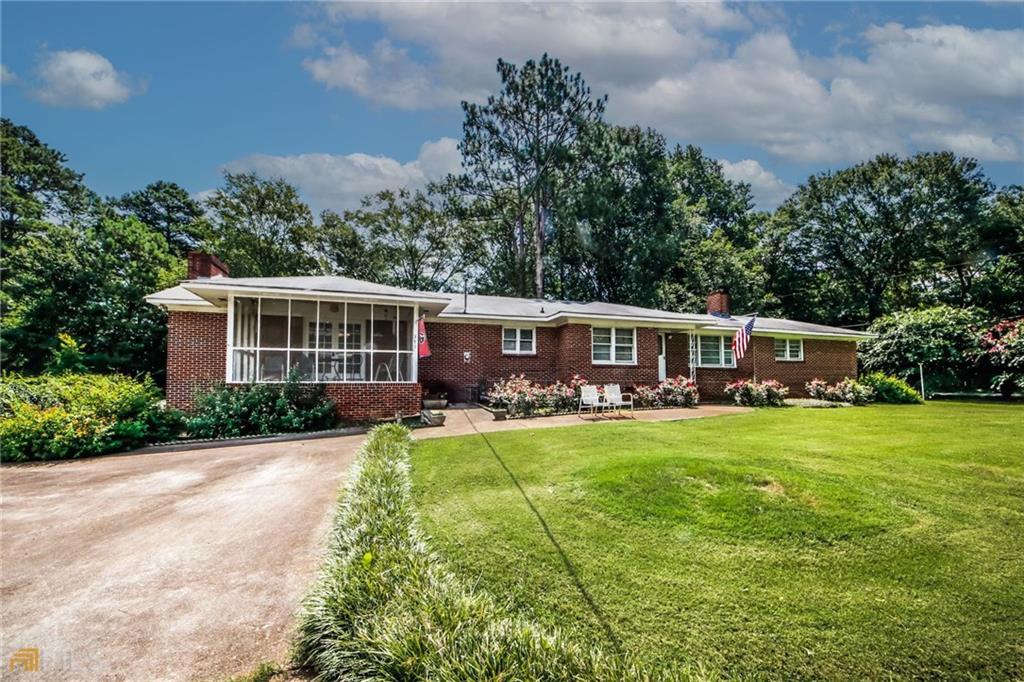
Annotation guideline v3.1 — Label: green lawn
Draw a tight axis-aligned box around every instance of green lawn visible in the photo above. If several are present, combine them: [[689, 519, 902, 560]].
[[410, 403, 1024, 680]]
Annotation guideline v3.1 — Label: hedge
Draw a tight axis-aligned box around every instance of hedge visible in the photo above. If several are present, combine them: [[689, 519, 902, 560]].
[[295, 424, 691, 681]]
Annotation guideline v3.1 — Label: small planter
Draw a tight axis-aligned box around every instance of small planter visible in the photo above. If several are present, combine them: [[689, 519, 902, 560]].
[[490, 408, 507, 421], [423, 399, 448, 410], [420, 409, 446, 426]]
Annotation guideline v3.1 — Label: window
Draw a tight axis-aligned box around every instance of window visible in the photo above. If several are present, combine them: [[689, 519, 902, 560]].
[[591, 327, 636, 364], [502, 327, 535, 354], [229, 296, 416, 383], [774, 338, 803, 361], [697, 335, 735, 368]]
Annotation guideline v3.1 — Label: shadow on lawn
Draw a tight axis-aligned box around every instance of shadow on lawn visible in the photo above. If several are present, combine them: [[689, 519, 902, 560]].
[[474, 430, 623, 654]]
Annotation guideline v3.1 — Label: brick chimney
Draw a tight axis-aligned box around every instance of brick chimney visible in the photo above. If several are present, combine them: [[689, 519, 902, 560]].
[[187, 251, 230, 279], [706, 290, 731, 317]]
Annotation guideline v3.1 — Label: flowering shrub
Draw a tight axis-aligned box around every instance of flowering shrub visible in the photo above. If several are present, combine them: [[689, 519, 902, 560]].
[[980, 318, 1024, 397], [725, 379, 788, 407], [485, 374, 698, 416], [655, 376, 699, 407], [805, 378, 875, 405]]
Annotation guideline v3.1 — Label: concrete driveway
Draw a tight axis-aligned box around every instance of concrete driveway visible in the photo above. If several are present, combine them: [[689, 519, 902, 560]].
[[1, 435, 363, 681]]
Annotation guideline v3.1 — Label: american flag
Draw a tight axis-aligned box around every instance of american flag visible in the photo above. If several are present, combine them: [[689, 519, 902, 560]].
[[732, 316, 756, 360]]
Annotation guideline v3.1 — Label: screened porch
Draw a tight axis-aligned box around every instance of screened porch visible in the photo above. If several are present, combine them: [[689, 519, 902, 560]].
[[229, 296, 417, 383]]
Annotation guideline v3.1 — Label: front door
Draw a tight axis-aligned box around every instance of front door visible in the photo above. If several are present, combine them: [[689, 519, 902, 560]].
[[657, 333, 667, 381]]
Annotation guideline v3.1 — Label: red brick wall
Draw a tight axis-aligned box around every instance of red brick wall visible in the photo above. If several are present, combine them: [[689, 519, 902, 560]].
[[166, 310, 420, 419], [417, 322, 559, 400], [663, 332, 858, 400], [417, 322, 661, 400], [554, 324, 660, 385], [166, 311, 227, 409]]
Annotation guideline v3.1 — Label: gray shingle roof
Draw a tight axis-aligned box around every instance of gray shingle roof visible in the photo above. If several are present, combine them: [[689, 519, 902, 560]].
[[146, 276, 870, 339], [438, 294, 710, 323]]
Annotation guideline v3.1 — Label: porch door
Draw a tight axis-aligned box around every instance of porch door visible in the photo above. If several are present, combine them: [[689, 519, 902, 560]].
[[657, 333, 667, 381]]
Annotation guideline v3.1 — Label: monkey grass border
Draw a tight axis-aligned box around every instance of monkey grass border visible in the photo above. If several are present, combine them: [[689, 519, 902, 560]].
[[293, 424, 696, 681]]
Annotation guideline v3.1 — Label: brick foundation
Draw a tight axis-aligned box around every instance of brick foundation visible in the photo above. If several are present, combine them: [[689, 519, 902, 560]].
[[320, 383, 421, 420]]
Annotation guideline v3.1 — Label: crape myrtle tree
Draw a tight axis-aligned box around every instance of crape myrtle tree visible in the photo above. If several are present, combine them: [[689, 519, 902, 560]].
[[459, 54, 606, 298]]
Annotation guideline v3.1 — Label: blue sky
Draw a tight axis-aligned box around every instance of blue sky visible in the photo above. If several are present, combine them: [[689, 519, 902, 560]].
[[2, 2, 1022, 213]]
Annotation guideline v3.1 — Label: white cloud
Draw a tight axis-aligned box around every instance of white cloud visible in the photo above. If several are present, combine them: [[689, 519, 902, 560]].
[[1, 65, 16, 83], [221, 137, 462, 214], [296, 6, 1023, 164], [719, 159, 794, 210], [32, 50, 140, 109]]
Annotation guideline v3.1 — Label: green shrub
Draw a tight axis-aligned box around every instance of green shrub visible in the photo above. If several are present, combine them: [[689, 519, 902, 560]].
[[185, 374, 336, 439], [859, 373, 923, 404], [296, 425, 685, 681], [0, 373, 183, 462]]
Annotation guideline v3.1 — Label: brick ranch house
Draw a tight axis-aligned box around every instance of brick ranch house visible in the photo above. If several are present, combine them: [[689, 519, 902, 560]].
[[146, 253, 871, 420]]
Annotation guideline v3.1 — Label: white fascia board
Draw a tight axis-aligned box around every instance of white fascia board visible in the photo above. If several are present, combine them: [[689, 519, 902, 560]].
[[182, 283, 448, 307]]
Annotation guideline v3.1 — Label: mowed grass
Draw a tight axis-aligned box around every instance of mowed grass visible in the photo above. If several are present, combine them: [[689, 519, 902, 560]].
[[410, 403, 1024, 680]]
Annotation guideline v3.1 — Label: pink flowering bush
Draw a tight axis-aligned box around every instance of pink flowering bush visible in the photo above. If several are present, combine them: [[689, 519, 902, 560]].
[[981, 318, 1024, 397], [485, 374, 544, 416], [806, 378, 874, 405], [725, 379, 788, 407], [485, 373, 698, 416], [655, 376, 699, 407]]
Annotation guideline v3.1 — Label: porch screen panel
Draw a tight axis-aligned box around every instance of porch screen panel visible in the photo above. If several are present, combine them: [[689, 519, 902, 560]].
[[345, 303, 372, 381], [289, 300, 318, 380], [232, 297, 259, 381]]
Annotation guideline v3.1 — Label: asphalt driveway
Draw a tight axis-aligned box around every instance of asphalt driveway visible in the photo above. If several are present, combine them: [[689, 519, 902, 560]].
[[1, 435, 363, 681]]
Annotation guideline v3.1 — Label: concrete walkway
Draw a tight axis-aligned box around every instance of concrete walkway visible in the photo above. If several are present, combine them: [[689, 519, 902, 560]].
[[415, 403, 750, 439]]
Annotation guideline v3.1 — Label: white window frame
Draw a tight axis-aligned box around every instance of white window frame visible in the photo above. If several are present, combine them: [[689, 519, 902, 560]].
[[774, 337, 804, 362], [591, 326, 637, 365], [501, 326, 537, 355], [696, 334, 737, 368], [226, 292, 418, 384]]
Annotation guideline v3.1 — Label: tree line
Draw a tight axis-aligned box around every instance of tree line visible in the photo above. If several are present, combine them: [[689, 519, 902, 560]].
[[2, 54, 1021, 383]]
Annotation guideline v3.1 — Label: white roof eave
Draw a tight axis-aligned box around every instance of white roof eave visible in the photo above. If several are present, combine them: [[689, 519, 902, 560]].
[[181, 282, 451, 307]]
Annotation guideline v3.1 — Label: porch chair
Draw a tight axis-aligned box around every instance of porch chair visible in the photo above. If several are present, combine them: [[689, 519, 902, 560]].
[[578, 384, 604, 416], [603, 384, 634, 417]]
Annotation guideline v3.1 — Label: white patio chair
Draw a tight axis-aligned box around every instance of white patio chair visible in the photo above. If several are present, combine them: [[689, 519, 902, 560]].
[[578, 384, 603, 416], [603, 384, 634, 417]]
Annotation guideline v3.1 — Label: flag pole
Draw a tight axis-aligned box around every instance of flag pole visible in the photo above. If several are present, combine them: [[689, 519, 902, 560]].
[[750, 313, 758, 382]]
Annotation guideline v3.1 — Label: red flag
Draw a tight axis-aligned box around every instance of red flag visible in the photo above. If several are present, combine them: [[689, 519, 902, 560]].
[[417, 317, 431, 358]]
